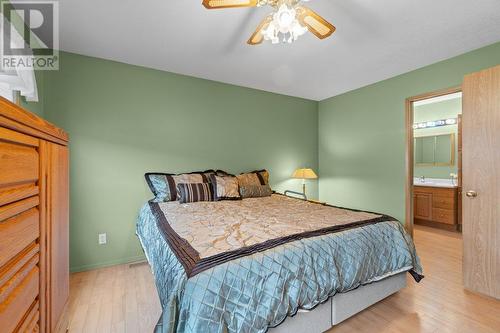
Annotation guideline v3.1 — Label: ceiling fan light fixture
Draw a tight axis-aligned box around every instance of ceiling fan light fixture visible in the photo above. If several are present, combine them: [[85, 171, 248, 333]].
[[202, 0, 335, 45], [261, 3, 308, 44]]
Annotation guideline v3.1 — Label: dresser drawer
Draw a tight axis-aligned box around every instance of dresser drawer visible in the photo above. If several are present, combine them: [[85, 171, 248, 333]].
[[0, 243, 39, 287], [432, 208, 455, 225], [0, 208, 39, 268], [432, 196, 455, 210], [0, 265, 39, 333], [0, 139, 39, 188], [0, 195, 39, 222], [17, 300, 39, 333], [0, 183, 39, 207]]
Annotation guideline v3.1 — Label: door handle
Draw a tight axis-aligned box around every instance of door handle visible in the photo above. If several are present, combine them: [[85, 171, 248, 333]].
[[465, 190, 478, 198]]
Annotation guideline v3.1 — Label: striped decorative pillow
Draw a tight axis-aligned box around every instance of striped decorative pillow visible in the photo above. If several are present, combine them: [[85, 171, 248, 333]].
[[177, 183, 214, 204], [144, 170, 216, 202]]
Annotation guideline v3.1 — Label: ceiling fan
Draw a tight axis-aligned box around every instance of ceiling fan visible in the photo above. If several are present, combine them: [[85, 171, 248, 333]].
[[202, 0, 336, 45]]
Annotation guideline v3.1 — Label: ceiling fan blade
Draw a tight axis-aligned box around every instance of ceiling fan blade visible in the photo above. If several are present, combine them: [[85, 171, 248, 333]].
[[202, 0, 258, 9], [247, 15, 273, 45], [296, 5, 336, 39]]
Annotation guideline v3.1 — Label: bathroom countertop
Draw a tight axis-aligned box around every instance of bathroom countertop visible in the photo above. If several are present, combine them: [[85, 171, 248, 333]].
[[413, 178, 458, 188]]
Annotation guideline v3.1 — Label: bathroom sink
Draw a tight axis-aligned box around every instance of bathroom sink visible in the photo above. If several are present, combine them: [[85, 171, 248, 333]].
[[413, 178, 457, 188]]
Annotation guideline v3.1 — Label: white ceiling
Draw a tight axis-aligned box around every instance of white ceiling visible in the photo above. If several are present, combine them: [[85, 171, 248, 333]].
[[59, 0, 500, 101]]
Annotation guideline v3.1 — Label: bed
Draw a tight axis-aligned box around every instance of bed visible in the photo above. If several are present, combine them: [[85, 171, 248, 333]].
[[136, 193, 422, 333]]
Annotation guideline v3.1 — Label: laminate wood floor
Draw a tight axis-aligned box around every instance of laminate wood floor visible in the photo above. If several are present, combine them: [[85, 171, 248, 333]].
[[68, 225, 500, 333]]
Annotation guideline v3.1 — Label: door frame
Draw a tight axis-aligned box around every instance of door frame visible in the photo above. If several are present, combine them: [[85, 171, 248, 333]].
[[404, 86, 462, 237]]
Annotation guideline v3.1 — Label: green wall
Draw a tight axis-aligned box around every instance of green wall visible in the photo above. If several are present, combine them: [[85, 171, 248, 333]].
[[20, 41, 500, 272], [43, 52, 319, 272], [318, 42, 500, 223], [414, 98, 461, 179]]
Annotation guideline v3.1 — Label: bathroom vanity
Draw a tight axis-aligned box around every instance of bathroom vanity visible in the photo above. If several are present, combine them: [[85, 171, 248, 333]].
[[413, 178, 459, 230]]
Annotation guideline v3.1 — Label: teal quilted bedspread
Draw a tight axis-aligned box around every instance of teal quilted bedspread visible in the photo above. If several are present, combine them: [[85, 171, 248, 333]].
[[136, 203, 422, 333]]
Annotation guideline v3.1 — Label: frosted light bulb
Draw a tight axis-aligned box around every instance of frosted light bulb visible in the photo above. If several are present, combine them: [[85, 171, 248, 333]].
[[279, 10, 293, 26], [263, 3, 308, 44]]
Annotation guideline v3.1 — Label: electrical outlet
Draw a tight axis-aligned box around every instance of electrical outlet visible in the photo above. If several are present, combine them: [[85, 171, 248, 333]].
[[98, 233, 107, 245]]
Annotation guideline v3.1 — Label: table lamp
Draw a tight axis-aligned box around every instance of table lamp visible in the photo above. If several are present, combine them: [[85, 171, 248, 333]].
[[292, 168, 318, 199]]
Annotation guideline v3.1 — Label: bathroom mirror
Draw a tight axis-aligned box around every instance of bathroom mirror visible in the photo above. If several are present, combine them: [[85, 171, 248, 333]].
[[414, 133, 455, 166]]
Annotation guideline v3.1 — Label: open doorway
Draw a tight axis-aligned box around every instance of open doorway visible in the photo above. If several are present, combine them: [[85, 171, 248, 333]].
[[405, 87, 462, 236], [406, 66, 500, 300]]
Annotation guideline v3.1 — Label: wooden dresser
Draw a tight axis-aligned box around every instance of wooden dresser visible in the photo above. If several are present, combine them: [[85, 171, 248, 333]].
[[0, 97, 69, 332], [414, 185, 458, 230]]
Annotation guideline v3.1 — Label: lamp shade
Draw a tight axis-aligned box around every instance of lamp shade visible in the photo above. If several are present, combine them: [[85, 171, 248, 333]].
[[292, 168, 318, 179]]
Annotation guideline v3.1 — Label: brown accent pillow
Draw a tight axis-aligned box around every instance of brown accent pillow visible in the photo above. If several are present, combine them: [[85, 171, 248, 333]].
[[239, 184, 273, 198]]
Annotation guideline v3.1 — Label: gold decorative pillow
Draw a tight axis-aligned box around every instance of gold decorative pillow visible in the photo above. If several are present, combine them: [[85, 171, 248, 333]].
[[236, 169, 269, 187], [210, 174, 241, 200]]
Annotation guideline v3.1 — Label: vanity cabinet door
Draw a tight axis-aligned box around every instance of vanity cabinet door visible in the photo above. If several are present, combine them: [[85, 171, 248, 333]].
[[414, 193, 432, 220]]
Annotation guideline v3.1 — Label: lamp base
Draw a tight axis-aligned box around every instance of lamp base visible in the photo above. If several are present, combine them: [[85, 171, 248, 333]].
[[284, 179, 309, 200], [284, 186, 308, 201]]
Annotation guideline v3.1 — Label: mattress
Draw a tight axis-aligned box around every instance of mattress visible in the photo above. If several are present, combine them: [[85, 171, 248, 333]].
[[136, 194, 423, 333]]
